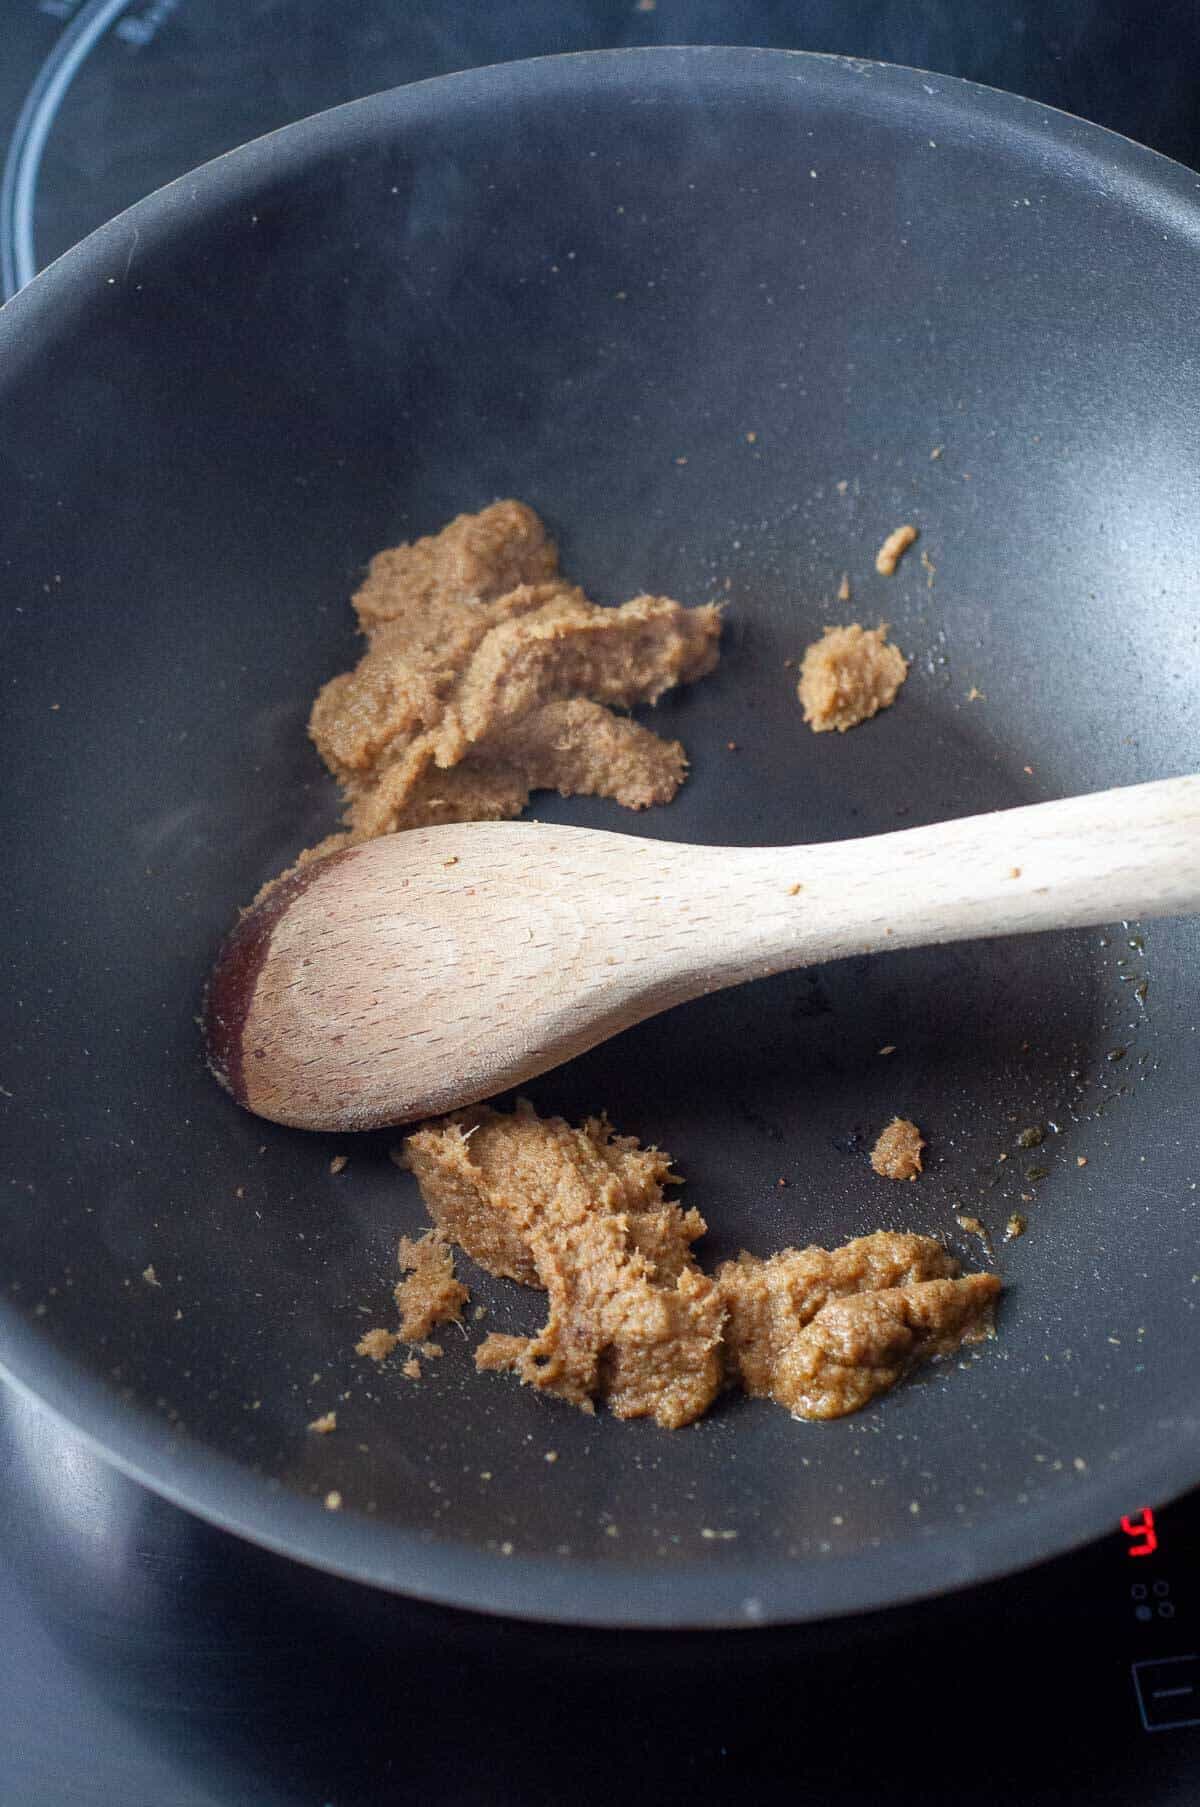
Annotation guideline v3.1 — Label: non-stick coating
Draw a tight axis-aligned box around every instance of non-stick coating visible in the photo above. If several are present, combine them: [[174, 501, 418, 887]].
[[1, 49, 1197, 1628]]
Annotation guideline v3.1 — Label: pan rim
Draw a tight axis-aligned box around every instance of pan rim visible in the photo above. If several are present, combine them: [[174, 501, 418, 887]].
[[1, 43, 1198, 1628], [3, 1314, 1196, 1629]]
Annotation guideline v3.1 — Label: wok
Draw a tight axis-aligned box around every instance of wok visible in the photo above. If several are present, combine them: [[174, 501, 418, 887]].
[[1, 48, 1197, 1628]]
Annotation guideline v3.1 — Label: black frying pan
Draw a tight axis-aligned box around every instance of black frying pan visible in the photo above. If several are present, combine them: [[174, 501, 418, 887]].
[[1, 48, 1197, 1628]]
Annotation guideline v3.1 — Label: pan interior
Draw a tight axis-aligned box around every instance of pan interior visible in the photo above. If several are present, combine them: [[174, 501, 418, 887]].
[[0, 49, 1197, 1625]]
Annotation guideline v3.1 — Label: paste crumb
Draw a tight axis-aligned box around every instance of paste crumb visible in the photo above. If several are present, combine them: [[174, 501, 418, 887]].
[[956, 1214, 995, 1259], [870, 1117, 925, 1180], [294, 500, 721, 870], [797, 623, 908, 733], [875, 523, 918, 575], [308, 1411, 337, 1434], [355, 1326, 399, 1362], [394, 1229, 468, 1341]]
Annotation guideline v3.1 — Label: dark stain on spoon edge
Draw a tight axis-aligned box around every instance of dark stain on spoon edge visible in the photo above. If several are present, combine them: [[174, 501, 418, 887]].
[[202, 852, 354, 1109]]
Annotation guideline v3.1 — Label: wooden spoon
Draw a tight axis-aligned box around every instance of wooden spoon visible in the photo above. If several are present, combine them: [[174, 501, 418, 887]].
[[204, 774, 1200, 1132]]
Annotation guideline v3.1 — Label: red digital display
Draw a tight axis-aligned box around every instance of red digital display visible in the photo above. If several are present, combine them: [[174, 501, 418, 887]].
[[1121, 1507, 1158, 1558]]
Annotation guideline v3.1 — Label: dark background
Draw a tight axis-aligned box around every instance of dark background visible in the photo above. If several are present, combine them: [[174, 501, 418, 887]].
[[2, 4, 1199, 1803], [7, 0, 1200, 286]]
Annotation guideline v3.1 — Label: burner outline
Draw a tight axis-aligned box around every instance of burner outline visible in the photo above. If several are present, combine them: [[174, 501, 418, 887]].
[[1, 0, 137, 298]]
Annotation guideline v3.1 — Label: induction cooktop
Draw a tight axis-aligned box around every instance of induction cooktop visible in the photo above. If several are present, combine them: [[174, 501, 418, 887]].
[[2, 6, 1197, 1804]]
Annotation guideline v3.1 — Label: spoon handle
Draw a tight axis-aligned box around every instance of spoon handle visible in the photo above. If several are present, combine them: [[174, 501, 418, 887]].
[[693, 773, 1200, 987]]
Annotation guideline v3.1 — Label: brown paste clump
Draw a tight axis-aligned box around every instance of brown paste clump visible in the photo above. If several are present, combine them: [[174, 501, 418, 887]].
[[301, 500, 721, 863], [797, 622, 908, 733], [874, 523, 919, 576], [356, 1326, 400, 1363], [394, 1228, 468, 1341], [404, 1103, 997, 1427], [715, 1232, 999, 1420], [870, 1117, 926, 1181], [405, 1101, 725, 1429]]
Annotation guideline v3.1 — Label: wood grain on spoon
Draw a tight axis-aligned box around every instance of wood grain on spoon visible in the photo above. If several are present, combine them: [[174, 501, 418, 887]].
[[204, 775, 1200, 1132]]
